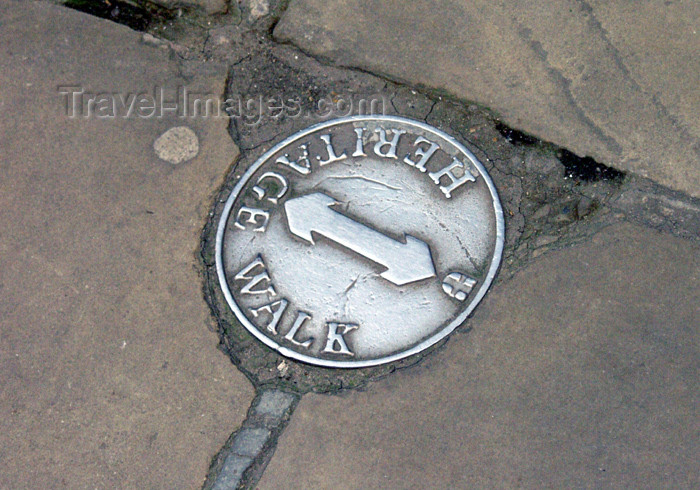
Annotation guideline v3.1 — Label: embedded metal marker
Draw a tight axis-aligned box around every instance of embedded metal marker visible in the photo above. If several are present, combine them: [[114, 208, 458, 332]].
[[284, 192, 436, 286], [216, 115, 504, 368]]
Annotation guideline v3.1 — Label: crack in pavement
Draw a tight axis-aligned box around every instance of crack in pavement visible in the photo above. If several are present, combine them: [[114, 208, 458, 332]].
[[203, 389, 299, 490]]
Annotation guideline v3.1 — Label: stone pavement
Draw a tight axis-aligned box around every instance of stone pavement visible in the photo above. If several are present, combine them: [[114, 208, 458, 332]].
[[1, 1, 698, 489], [0, 1, 254, 488], [260, 223, 699, 488], [275, 0, 700, 198]]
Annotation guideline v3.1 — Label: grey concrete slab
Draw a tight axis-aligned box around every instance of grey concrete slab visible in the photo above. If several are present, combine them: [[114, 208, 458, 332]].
[[206, 389, 298, 488], [0, 1, 254, 488], [275, 0, 700, 198], [230, 428, 271, 457], [254, 390, 296, 419], [212, 455, 253, 490], [259, 223, 699, 488]]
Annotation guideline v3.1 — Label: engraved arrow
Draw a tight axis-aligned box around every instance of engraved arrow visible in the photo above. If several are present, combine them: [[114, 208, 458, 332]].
[[284, 192, 436, 286]]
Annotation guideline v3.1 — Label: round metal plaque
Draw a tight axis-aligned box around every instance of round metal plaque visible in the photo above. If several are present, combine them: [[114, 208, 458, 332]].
[[216, 116, 504, 368]]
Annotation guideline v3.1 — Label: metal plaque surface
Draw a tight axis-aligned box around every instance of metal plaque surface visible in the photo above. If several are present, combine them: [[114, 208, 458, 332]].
[[216, 116, 504, 368]]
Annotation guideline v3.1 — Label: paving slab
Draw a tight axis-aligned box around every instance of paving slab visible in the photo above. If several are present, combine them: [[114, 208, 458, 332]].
[[259, 223, 699, 488], [275, 0, 700, 198], [0, 1, 254, 488]]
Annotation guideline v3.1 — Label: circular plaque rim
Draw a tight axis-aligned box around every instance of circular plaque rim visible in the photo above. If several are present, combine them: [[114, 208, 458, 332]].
[[215, 115, 505, 368]]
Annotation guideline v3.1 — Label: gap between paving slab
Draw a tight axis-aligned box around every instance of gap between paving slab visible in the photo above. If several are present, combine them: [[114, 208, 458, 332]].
[[203, 389, 299, 489]]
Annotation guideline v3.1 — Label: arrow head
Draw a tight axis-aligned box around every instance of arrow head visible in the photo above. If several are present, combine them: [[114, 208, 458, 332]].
[[380, 235, 436, 286], [285, 192, 436, 286], [284, 193, 339, 244]]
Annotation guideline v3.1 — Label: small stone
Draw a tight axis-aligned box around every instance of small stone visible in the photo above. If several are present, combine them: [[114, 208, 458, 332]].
[[553, 213, 573, 224], [532, 204, 551, 220], [524, 151, 560, 175], [535, 235, 559, 248], [255, 390, 295, 419], [531, 247, 548, 258], [208, 26, 243, 47], [231, 428, 270, 457], [169, 43, 189, 57], [153, 126, 199, 164], [576, 197, 595, 219], [276, 360, 289, 378], [248, 0, 269, 20], [141, 33, 167, 48], [212, 455, 252, 490]]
